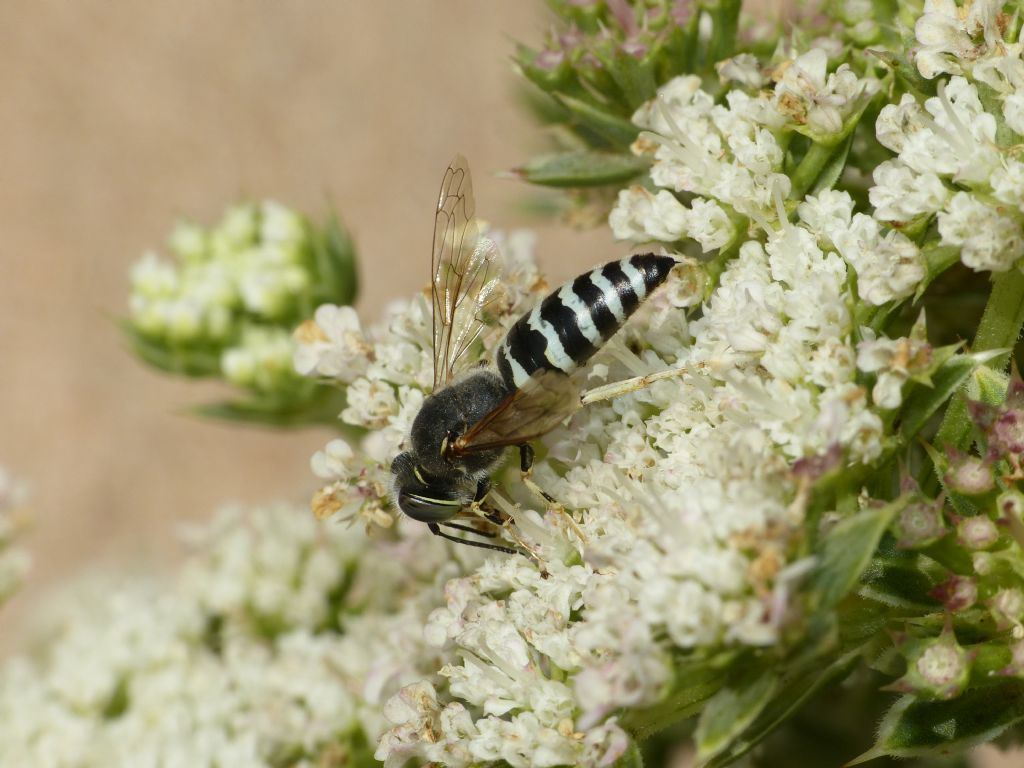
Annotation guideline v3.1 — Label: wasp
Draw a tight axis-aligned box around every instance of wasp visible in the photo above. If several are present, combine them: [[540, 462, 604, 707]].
[[391, 156, 677, 555]]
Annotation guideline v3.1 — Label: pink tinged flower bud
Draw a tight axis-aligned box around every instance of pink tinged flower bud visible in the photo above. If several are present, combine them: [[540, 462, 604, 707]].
[[973, 551, 995, 576], [1000, 640, 1024, 677], [914, 640, 971, 699], [620, 39, 648, 58], [895, 500, 947, 549], [992, 410, 1024, 456], [967, 399, 998, 435], [929, 575, 978, 612], [534, 49, 566, 71], [792, 444, 843, 481], [887, 626, 973, 700], [998, 490, 1024, 524], [957, 515, 1000, 550], [944, 456, 995, 495], [988, 588, 1024, 630]]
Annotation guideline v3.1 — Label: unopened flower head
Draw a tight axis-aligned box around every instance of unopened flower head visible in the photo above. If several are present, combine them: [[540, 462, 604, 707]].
[[929, 574, 978, 611], [945, 455, 995, 496], [957, 514, 1000, 549], [895, 499, 948, 549], [886, 624, 974, 700], [126, 201, 358, 405]]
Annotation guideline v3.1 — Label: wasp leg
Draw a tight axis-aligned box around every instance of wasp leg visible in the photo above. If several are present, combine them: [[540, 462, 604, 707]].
[[440, 521, 498, 539], [466, 496, 545, 567], [518, 444, 587, 545], [478, 490, 551, 576], [427, 522, 524, 557], [579, 362, 705, 406], [474, 477, 492, 503]]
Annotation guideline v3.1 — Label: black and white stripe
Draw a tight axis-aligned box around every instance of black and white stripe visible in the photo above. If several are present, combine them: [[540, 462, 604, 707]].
[[495, 253, 677, 389]]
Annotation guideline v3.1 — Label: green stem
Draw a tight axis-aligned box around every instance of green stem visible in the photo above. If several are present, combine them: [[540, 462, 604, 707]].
[[705, 0, 741, 70], [789, 141, 838, 200], [936, 268, 1024, 450]]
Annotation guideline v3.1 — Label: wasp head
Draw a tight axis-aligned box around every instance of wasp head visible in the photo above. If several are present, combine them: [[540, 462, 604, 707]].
[[390, 450, 478, 523]]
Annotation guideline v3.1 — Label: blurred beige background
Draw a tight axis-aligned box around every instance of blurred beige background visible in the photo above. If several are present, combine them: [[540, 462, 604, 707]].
[[0, 1, 618, 635], [0, 4, 1018, 766]]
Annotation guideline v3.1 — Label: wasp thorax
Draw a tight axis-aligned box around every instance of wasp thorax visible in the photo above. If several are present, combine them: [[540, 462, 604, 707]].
[[409, 370, 508, 477]]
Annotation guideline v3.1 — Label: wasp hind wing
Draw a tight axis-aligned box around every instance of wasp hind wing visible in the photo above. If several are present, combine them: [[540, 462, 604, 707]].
[[449, 369, 581, 455]]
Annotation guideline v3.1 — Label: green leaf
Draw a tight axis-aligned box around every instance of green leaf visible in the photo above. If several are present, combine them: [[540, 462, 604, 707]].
[[900, 348, 1004, 443], [937, 267, 1024, 451], [705, 0, 742, 67], [191, 385, 350, 429], [621, 653, 734, 740], [552, 92, 640, 147], [311, 213, 359, 307], [809, 497, 910, 611], [809, 132, 854, 195], [695, 671, 778, 764], [704, 646, 865, 768], [968, 364, 1011, 405], [858, 552, 945, 611], [593, 43, 657, 110], [513, 151, 650, 187], [121, 321, 224, 377], [850, 681, 1024, 763], [612, 740, 644, 768], [914, 245, 961, 302]]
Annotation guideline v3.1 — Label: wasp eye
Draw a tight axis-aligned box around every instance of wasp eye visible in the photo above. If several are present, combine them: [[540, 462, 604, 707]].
[[398, 490, 462, 523]]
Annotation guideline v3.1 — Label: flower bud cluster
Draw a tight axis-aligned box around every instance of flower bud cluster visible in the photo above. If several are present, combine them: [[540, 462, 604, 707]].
[[126, 201, 357, 420], [515, 0, 741, 145]]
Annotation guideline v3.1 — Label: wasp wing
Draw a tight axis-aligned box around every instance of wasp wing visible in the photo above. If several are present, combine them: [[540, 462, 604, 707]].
[[449, 369, 582, 455], [432, 156, 503, 391]]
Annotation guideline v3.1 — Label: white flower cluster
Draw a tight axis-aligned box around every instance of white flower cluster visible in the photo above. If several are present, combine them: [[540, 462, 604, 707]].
[[611, 49, 880, 248], [914, 0, 1014, 80], [285, 213, 891, 762], [612, 73, 786, 242], [772, 48, 878, 139], [610, 50, 936, 307], [802, 186, 926, 306], [856, 316, 933, 411], [863, 2, 1024, 273], [0, 503, 451, 767], [0, 467, 30, 607]]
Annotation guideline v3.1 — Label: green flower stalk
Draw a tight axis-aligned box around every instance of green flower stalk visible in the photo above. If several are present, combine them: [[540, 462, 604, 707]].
[[124, 201, 358, 427]]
